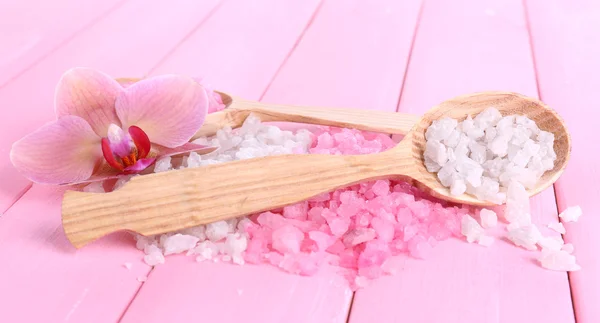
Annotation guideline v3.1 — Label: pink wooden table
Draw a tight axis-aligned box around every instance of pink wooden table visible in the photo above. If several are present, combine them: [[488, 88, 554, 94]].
[[0, 0, 597, 322]]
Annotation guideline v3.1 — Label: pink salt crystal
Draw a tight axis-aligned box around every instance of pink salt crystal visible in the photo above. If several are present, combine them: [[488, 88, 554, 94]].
[[343, 228, 377, 247], [309, 192, 331, 202], [403, 224, 419, 242], [407, 235, 432, 259], [327, 217, 351, 237], [370, 217, 394, 242], [283, 202, 308, 220], [308, 231, 335, 251], [272, 225, 304, 254], [307, 206, 327, 224], [428, 221, 452, 240], [354, 211, 372, 227], [390, 239, 407, 255], [396, 207, 413, 226], [371, 180, 390, 196], [257, 212, 288, 229], [358, 240, 391, 268], [279, 253, 322, 276]]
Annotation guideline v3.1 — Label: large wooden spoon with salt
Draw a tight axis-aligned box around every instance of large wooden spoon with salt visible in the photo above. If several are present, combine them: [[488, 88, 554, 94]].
[[62, 92, 571, 248]]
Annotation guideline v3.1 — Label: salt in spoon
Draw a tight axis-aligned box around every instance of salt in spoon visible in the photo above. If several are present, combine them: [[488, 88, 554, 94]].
[[61, 91, 571, 248]]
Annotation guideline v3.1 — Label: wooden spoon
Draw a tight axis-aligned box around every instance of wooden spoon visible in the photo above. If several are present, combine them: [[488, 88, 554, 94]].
[[117, 78, 419, 138], [61, 91, 571, 248]]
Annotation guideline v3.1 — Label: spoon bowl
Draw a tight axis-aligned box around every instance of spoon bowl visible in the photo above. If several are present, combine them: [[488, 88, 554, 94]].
[[61, 91, 571, 248], [405, 91, 571, 205]]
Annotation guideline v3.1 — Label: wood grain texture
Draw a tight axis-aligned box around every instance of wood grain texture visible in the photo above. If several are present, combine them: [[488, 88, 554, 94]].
[[62, 91, 571, 248], [526, 1, 600, 321], [0, 0, 221, 213], [349, 1, 575, 322], [120, 0, 422, 322], [0, 0, 126, 87], [0, 0, 222, 321]]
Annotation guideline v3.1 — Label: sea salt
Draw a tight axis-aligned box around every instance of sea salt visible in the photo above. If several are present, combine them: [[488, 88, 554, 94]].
[[507, 224, 542, 250], [479, 209, 497, 228], [558, 206, 582, 223], [539, 249, 581, 271], [423, 108, 557, 204], [116, 113, 576, 288], [123, 262, 132, 270], [461, 214, 484, 243], [548, 221, 566, 234]]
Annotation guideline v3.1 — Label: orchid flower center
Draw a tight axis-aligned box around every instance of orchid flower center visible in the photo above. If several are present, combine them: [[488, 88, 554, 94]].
[[101, 123, 152, 173]]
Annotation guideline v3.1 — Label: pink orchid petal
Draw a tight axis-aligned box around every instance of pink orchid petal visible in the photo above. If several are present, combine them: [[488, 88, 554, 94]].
[[10, 116, 102, 184], [115, 75, 208, 148], [129, 125, 150, 159], [124, 158, 156, 173], [55, 68, 124, 137], [153, 142, 219, 158], [192, 77, 226, 113]]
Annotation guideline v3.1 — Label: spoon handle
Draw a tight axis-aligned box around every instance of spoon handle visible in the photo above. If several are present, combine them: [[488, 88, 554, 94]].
[[61, 146, 414, 248], [193, 98, 419, 139]]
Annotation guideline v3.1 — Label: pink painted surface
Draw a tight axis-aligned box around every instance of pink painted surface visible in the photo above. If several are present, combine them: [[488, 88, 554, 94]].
[[0, 0, 126, 87], [0, 186, 148, 322], [526, 1, 600, 322], [0, 0, 222, 213], [0, 0, 598, 322], [122, 1, 421, 322], [349, 1, 574, 322], [0, 0, 221, 321]]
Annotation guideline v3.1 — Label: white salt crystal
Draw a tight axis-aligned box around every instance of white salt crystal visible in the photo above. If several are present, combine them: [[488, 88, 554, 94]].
[[443, 130, 461, 147], [205, 221, 231, 241], [548, 222, 566, 234], [153, 157, 172, 172], [186, 152, 202, 168], [180, 226, 207, 241], [450, 179, 467, 196], [83, 181, 105, 193], [479, 209, 497, 228], [474, 107, 502, 129], [437, 164, 458, 187], [194, 241, 220, 261], [488, 135, 509, 157], [559, 206, 582, 223], [504, 181, 531, 225], [224, 233, 248, 257], [123, 262, 132, 270], [537, 235, 564, 251], [484, 127, 497, 142], [478, 235, 494, 247], [507, 224, 541, 250], [424, 140, 448, 166], [461, 214, 484, 243], [163, 234, 200, 255], [425, 117, 458, 141], [137, 276, 147, 282], [143, 245, 165, 266], [539, 249, 580, 271], [468, 141, 486, 164], [562, 243, 574, 254]]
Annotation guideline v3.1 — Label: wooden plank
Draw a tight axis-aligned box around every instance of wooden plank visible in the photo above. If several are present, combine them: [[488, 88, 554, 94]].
[[0, 0, 222, 321], [349, 1, 576, 322], [0, 0, 221, 213], [525, 1, 600, 321], [0, 0, 126, 87], [120, 0, 422, 322]]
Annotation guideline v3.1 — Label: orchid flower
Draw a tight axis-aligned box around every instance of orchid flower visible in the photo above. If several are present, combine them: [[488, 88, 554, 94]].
[[10, 67, 220, 185]]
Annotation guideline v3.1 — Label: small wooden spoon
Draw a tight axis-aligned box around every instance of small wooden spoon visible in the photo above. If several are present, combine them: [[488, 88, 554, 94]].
[[61, 92, 571, 248], [117, 77, 419, 138]]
